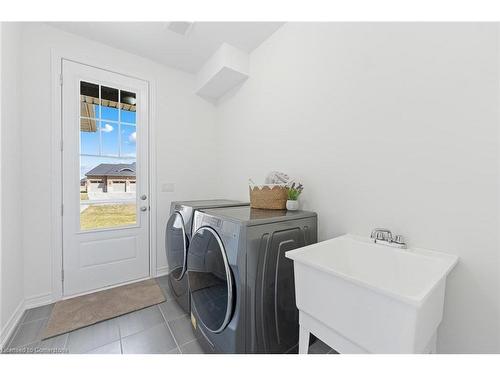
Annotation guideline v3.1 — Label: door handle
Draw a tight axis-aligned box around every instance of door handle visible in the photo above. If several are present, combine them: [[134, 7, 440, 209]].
[[140, 206, 148, 212], [140, 194, 147, 200]]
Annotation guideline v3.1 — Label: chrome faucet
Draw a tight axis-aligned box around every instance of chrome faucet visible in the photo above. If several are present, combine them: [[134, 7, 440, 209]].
[[370, 228, 407, 249]]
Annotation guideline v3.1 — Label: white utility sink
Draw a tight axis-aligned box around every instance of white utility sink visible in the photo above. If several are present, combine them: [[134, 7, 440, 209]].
[[286, 234, 458, 354]]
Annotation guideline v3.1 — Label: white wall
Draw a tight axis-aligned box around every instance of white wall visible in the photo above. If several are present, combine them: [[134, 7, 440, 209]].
[[215, 23, 500, 353], [0, 22, 24, 345], [19, 23, 218, 303]]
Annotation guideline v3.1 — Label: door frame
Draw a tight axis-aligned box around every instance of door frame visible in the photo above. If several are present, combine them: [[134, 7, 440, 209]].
[[50, 48, 158, 301]]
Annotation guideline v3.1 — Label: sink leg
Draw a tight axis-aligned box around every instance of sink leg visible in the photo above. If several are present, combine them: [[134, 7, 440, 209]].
[[299, 324, 310, 354]]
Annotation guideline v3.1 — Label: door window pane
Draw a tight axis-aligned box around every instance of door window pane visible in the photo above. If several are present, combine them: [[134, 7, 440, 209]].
[[80, 156, 137, 230], [120, 90, 136, 124], [80, 201, 137, 231], [80, 81, 100, 119], [121, 109, 136, 124], [101, 106, 119, 122], [79, 81, 138, 231], [101, 86, 119, 121], [80, 118, 99, 155], [121, 124, 137, 157], [81, 81, 99, 97], [100, 121, 119, 157]]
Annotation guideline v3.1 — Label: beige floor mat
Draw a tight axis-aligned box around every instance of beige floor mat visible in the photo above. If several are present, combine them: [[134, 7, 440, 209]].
[[43, 279, 166, 339]]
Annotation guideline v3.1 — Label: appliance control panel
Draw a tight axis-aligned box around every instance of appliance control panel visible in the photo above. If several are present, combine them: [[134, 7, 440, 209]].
[[203, 216, 222, 228], [193, 211, 222, 232]]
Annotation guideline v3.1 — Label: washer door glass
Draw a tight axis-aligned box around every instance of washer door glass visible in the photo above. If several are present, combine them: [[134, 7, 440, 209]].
[[165, 211, 188, 280], [188, 226, 233, 333]]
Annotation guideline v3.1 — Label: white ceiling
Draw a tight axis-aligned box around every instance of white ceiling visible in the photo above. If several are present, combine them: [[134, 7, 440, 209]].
[[49, 22, 284, 73]]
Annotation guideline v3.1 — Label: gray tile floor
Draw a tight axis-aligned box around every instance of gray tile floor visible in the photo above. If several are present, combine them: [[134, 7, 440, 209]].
[[2, 276, 334, 354]]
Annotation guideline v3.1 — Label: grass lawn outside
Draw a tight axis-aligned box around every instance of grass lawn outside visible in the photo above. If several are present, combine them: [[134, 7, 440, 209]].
[[80, 203, 136, 230], [80, 193, 89, 200]]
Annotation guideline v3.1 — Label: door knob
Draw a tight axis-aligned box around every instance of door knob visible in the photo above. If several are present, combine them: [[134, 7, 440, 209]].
[[140, 194, 147, 200], [140, 206, 148, 212]]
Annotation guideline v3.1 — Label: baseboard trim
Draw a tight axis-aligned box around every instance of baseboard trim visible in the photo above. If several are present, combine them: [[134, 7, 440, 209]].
[[25, 292, 54, 310], [0, 300, 25, 350], [156, 266, 169, 277]]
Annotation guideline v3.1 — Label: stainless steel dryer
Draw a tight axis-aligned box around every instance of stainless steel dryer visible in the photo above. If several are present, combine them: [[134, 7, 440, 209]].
[[187, 206, 317, 353], [165, 200, 248, 313]]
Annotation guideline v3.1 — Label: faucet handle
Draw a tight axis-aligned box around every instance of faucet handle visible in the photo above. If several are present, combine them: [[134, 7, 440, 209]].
[[394, 234, 405, 244], [371, 228, 392, 241]]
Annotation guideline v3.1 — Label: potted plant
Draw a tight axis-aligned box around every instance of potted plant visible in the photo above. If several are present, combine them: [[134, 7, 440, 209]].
[[286, 182, 303, 211]]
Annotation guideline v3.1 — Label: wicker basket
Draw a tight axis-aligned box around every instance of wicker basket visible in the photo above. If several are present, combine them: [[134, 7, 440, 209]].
[[249, 184, 288, 210]]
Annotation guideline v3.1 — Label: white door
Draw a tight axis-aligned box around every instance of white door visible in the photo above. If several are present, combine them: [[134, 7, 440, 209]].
[[62, 60, 150, 297]]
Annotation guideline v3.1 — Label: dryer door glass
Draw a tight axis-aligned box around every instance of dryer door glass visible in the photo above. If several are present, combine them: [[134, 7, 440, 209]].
[[166, 212, 187, 280], [188, 227, 233, 333]]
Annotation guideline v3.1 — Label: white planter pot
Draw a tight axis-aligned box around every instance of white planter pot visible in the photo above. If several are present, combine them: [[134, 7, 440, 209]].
[[286, 200, 299, 211]]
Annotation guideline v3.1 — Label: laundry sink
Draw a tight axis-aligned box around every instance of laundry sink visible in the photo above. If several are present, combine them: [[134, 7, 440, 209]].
[[286, 234, 458, 354]]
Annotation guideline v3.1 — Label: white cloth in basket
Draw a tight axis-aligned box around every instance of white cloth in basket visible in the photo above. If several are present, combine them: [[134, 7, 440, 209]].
[[265, 171, 291, 185]]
